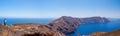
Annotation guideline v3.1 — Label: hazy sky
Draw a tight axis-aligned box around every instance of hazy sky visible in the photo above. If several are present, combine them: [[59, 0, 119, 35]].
[[0, 0, 120, 18]]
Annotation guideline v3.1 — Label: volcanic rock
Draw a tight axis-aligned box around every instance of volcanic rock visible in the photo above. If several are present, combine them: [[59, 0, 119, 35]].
[[47, 16, 109, 35]]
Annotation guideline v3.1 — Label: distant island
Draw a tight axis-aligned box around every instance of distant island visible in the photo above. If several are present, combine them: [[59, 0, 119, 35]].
[[0, 16, 110, 36]]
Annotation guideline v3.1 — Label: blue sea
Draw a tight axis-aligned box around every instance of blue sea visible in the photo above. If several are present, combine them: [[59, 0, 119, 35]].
[[0, 18, 55, 25], [70, 19, 120, 36], [0, 18, 120, 36]]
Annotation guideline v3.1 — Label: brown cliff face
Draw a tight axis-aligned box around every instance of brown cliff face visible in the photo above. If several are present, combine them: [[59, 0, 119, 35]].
[[47, 16, 83, 35], [90, 30, 120, 36], [0, 24, 66, 36], [47, 16, 110, 35]]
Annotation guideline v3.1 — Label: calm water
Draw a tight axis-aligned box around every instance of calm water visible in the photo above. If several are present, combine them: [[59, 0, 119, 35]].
[[0, 18, 55, 25], [70, 19, 120, 36], [0, 18, 120, 36]]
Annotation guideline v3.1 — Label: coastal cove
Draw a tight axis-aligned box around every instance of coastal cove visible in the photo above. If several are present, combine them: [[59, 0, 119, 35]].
[[69, 20, 120, 36]]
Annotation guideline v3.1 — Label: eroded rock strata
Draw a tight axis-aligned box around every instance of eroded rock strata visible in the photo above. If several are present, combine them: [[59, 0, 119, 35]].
[[0, 16, 110, 36], [47, 16, 109, 35]]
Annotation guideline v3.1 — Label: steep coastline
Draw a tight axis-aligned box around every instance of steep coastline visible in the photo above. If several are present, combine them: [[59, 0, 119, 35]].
[[0, 16, 110, 36], [47, 16, 109, 35]]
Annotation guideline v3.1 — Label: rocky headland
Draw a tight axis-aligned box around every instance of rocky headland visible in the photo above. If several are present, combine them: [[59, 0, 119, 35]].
[[0, 16, 110, 36], [46, 16, 109, 35]]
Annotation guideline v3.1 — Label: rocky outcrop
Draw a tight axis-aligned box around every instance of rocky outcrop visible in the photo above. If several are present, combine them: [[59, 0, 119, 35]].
[[0, 24, 65, 36], [90, 30, 120, 36], [47, 16, 82, 35], [47, 16, 110, 35]]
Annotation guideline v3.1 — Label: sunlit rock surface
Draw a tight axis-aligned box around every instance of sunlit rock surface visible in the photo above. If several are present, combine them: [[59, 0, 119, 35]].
[[0, 24, 65, 36], [90, 30, 120, 36]]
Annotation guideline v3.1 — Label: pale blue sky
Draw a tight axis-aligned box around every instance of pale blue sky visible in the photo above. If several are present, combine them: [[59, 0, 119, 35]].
[[0, 0, 120, 18]]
